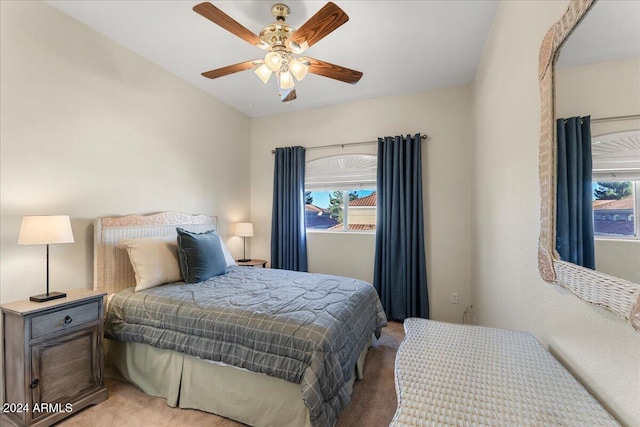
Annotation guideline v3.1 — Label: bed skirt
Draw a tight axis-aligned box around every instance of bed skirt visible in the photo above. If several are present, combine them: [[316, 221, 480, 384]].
[[105, 338, 371, 427]]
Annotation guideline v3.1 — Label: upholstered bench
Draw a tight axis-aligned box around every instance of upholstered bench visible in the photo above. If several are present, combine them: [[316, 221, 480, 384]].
[[391, 319, 619, 426]]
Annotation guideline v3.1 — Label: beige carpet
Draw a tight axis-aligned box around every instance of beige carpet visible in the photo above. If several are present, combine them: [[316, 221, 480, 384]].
[[60, 322, 404, 427]]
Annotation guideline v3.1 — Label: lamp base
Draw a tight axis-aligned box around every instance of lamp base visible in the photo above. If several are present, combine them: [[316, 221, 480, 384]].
[[30, 291, 67, 303], [237, 259, 251, 262]]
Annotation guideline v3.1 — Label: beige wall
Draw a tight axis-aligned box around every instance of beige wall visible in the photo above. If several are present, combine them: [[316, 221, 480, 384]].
[[0, 1, 252, 305], [595, 240, 640, 284], [349, 207, 376, 225], [472, 1, 640, 425], [251, 86, 474, 323], [555, 58, 640, 134], [307, 232, 376, 284], [556, 58, 640, 284]]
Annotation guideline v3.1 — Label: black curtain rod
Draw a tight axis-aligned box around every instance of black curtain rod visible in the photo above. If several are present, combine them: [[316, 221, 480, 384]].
[[271, 134, 428, 154]]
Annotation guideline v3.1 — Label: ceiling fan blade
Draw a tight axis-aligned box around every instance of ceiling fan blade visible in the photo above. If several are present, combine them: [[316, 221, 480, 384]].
[[306, 57, 363, 84], [194, 2, 268, 49], [202, 60, 259, 79], [281, 89, 297, 102], [287, 2, 348, 53]]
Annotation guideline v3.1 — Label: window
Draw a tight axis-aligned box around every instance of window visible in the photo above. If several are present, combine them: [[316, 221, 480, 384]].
[[591, 129, 640, 240], [592, 180, 639, 239], [305, 155, 377, 231]]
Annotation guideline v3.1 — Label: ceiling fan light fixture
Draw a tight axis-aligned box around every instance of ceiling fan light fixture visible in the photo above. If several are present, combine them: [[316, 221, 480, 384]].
[[254, 64, 272, 84], [195, 2, 362, 102], [278, 70, 295, 90], [265, 51, 283, 72], [289, 58, 309, 81]]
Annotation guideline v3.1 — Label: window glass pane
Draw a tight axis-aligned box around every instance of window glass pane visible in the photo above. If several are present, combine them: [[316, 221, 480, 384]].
[[592, 181, 635, 237], [346, 189, 377, 231], [305, 189, 377, 231], [305, 191, 341, 229]]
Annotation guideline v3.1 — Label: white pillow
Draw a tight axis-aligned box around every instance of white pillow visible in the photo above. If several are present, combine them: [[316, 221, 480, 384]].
[[220, 240, 237, 267], [120, 235, 182, 292]]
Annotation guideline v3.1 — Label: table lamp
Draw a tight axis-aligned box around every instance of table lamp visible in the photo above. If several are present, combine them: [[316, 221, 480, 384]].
[[235, 222, 254, 262], [18, 215, 74, 302]]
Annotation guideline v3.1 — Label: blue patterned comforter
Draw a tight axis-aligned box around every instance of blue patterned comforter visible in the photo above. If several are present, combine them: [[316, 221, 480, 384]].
[[105, 266, 387, 427]]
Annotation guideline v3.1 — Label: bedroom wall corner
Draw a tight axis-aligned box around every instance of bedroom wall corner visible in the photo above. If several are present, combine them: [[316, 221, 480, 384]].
[[0, 0, 252, 306], [250, 86, 475, 324], [471, 1, 640, 425]]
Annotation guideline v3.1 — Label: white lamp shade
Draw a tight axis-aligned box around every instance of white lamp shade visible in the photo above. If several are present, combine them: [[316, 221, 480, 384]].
[[265, 52, 282, 72], [236, 222, 254, 237], [279, 71, 295, 90], [18, 215, 75, 245], [254, 64, 272, 84], [289, 58, 309, 81]]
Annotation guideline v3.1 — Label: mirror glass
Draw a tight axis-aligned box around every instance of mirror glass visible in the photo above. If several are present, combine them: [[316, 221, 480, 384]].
[[554, 0, 640, 284]]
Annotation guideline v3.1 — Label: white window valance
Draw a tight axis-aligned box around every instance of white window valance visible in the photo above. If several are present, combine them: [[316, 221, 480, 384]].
[[305, 154, 377, 191], [592, 130, 640, 181]]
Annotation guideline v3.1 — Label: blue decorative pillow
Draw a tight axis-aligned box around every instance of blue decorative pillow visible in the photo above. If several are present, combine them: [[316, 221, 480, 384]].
[[176, 228, 227, 283]]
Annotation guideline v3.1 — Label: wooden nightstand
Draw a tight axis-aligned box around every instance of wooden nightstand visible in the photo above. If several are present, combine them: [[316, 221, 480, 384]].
[[236, 259, 268, 268], [1, 289, 108, 427]]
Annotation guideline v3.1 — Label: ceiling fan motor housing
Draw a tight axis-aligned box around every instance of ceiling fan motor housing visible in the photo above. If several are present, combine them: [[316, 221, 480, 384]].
[[271, 4, 289, 21], [260, 4, 294, 52], [259, 22, 294, 51]]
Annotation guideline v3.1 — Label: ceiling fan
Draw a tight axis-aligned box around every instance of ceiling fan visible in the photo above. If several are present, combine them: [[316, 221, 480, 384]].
[[193, 2, 363, 102]]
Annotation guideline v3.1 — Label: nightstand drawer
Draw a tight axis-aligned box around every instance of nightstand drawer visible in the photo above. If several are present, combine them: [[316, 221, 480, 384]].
[[31, 300, 100, 339]]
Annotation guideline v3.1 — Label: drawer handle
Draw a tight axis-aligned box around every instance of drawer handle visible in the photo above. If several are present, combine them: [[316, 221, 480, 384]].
[[30, 379, 39, 389], [64, 315, 73, 324]]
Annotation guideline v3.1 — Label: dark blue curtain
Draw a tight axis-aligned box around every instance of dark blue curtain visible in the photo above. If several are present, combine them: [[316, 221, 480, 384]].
[[374, 134, 428, 321], [556, 116, 595, 269], [271, 146, 308, 271]]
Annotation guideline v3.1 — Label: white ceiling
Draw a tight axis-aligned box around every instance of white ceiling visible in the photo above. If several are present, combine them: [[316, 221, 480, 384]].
[[47, 0, 499, 117]]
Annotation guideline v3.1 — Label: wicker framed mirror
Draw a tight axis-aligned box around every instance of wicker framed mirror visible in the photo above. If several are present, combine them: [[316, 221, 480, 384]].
[[538, 0, 640, 331]]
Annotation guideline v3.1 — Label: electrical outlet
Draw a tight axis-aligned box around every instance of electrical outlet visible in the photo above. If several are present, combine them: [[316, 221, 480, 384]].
[[451, 292, 459, 304]]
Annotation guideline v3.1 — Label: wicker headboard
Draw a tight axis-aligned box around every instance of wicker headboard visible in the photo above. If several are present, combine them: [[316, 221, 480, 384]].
[[94, 212, 218, 296]]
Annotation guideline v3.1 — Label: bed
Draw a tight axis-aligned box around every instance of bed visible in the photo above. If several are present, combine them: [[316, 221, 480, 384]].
[[391, 319, 619, 426], [94, 212, 387, 427]]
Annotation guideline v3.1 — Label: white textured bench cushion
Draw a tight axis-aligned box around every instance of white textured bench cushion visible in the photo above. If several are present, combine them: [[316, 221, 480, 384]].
[[391, 319, 619, 426]]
